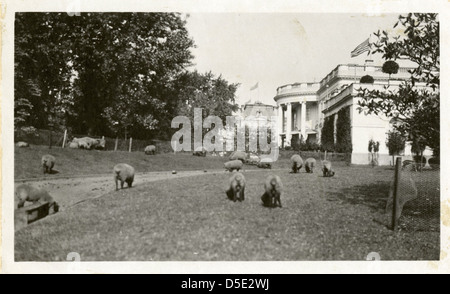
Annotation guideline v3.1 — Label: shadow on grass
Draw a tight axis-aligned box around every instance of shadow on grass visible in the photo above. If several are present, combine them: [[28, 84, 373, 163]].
[[329, 174, 440, 232], [45, 169, 60, 175], [328, 181, 389, 212]]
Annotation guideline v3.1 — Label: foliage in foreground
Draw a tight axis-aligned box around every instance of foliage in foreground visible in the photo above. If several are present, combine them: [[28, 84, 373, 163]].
[[357, 13, 439, 156]]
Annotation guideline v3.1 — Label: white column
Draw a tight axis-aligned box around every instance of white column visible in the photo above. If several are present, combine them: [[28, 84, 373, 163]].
[[286, 102, 292, 146], [277, 104, 283, 146], [301, 101, 306, 141]]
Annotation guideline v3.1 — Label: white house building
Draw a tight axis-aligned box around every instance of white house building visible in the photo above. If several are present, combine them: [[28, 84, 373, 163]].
[[273, 62, 426, 165]]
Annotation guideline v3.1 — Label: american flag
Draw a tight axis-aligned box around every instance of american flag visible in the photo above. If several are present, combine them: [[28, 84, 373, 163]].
[[351, 38, 370, 57]]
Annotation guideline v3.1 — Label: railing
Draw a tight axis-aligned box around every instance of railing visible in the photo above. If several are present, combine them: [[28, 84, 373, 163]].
[[276, 82, 320, 95], [319, 64, 416, 88]]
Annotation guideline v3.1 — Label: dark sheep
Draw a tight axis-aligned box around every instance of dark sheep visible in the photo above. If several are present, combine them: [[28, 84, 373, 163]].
[[41, 154, 56, 174], [291, 154, 303, 173], [113, 163, 135, 190], [224, 160, 243, 172], [226, 172, 246, 202], [15, 184, 59, 213], [305, 158, 317, 173], [261, 175, 283, 208]]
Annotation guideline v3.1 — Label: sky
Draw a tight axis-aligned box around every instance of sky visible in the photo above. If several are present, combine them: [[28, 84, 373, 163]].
[[185, 13, 407, 106]]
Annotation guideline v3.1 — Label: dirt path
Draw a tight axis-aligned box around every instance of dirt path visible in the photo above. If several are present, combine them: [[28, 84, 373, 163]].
[[15, 168, 276, 210]]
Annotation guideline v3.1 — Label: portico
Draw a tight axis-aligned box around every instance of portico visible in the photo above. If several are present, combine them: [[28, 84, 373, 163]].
[[274, 82, 320, 147]]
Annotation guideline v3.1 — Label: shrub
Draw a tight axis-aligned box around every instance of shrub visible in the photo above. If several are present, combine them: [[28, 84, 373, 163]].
[[382, 60, 400, 75], [360, 75, 374, 84], [335, 107, 352, 153], [321, 115, 335, 152], [386, 130, 406, 156], [429, 157, 440, 165]]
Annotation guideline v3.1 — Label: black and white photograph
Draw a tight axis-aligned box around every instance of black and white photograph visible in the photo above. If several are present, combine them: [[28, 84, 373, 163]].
[[1, 0, 449, 274]]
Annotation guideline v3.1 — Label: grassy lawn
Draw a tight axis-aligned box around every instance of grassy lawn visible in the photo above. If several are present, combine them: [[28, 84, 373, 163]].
[[15, 145, 345, 179], [15, 165, 440, 261], [14, 145, 239, 179]]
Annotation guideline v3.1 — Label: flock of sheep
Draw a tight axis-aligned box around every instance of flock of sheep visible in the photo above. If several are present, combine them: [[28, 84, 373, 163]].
[[14, 142, 156, 220], [223, 152, 335, 208], [14, 143, 336, 226]]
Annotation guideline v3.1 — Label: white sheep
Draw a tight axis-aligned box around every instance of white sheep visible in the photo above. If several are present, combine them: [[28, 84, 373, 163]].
[[145, 145, 156, 155], [68, 141, 79, 149], [15, 184, 59, 213], [229, 151, 247, 163], [41, 154, 56, 174], [224, 160, 243, 172], [16, 141, 29, 148], [113, 163, 135, 190]]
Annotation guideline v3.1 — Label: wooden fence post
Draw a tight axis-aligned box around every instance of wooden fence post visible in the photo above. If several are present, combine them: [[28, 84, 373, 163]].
[[324, 150, 327, 161], [62, 129, 67, 148], [49, 130, 52, 149], [392, 157, 402, 230], [114, 137, 118, 152], [129, 137, 133, 152]]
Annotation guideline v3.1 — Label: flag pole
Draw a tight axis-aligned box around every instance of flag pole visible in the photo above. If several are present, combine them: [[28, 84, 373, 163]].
[[258, 84, 260, 101]]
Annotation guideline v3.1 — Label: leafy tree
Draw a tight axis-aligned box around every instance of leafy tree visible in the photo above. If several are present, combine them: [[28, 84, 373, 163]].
[[15, 13, 74, 133], [386, 130, 406, 165], [382, 60, 399, 86], [170, 70, 240, 142], [15, 12, 195, 140], [68, 13, 195, 137], [174, 71, 239, 121], [357, 13, 439, 155]]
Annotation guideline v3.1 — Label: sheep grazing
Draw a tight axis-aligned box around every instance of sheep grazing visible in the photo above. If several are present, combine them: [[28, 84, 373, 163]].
[[224, 160, 243, 172], [16, 141, 29, 148], [15, 184, 59, 213], [113, 163, 135, 190], [291, 154, 303, 173], [68, 141, 79, 149], [226, 172, 246, 202], [145, 145, 156, 155], [71, 137, 105, 150], [71, 137, 89, 149], [245, 153, 261, 165], [95, 137, 106, 150], [305, 158, 317, 173], [257, 158, 273, 169], [229, 151, 247, 163], [261, 175, 283, 208], [193, 147, 207, 157], [41, 154, 56, 174], [322, 160, 335, 177]]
